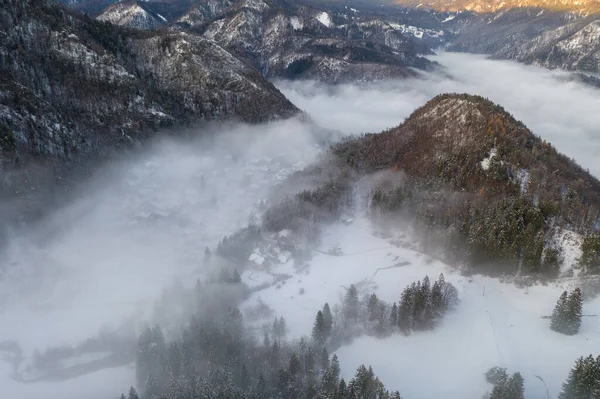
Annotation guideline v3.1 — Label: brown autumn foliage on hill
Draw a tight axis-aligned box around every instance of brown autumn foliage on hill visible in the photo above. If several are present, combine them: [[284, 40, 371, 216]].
[[323, 93, 600, 275]]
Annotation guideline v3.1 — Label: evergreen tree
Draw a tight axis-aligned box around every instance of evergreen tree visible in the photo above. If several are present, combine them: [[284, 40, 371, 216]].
[[490, 372, 524, 399], [368, 293, 380, 322], [144, 373, 161, 399], [344, 285, 360, 324], [565, 288, 583, 335], [289, 353, 301, 377], [559, 355, 600, 399], [231, 269, 242, 284], [127, 387, 140, 399], [322, 303, 333, 335], [312, 310, 327, 345], [321, 354, 340, 396], [279, 316, 287, 339], [272, 316, 287, 342], [305, 345, 316, 384], [504, 372, 525, 399], [398, 285, 415, 334], [240, 364, 250, 391], [390, 302, 398, 329], [336, 378, 347, 399], [320, 347, 330, 372], [430, 279, 443, 317], [551, 291, 569, 333], [254, 373, 267, 399]]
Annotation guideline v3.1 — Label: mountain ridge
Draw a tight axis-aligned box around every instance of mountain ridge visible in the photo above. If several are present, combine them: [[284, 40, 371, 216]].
[[0, 0, 299, 222], [396, 0, 600, 14], [317, 93, 600, 276]]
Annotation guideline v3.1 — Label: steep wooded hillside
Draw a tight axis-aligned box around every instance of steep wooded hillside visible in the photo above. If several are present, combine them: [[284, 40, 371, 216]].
[[274, 94, 600, 277], [0, 0, 298, 222]]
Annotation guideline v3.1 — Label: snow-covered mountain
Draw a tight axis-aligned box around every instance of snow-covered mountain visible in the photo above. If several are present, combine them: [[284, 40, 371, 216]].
[[0, 0, 298, 223], [196, 0, 436, 82], [448, 8, 600, 74], [396, 0, 600, 14], [97, 0, 166, 29]]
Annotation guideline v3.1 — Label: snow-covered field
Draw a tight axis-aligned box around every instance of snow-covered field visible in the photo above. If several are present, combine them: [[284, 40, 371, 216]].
[[243, 217, 600, 399], [2, 53, 600, 398]]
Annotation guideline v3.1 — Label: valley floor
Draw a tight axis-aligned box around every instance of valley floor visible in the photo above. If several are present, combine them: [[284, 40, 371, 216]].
[[2, 52, 600, 398], [243, 217, 600, 399]]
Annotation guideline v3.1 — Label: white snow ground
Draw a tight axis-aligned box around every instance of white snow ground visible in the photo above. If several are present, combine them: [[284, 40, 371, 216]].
[[242, 217, 600, 399]]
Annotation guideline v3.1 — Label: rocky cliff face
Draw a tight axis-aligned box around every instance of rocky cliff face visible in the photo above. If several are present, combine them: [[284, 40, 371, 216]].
[[0, 0, 298, 221]]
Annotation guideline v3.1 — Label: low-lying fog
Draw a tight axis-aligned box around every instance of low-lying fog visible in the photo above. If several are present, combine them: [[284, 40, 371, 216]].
[[1, 52, 600, 398]]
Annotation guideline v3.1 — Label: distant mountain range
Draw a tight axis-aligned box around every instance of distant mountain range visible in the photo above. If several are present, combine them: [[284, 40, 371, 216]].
[[447, 8, 600, 74], [396, 0, 600, 14]]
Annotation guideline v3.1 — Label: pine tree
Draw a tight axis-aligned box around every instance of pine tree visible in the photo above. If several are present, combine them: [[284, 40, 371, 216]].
[[430, 279, 443, 317], [272, 316, 287, 342], [231, 269, 241, 284], [560, 356, 586, 399], [321, 354, 340, 396], [504, 372, 525, 399], [322, 303, 333, 335], [344, 285, 359, 324], [398, 285, 415, 334], [240, 364, 250, 391], [127, 387, 140, 399], [390, 302, 398, 329], [336, 378, 347, 399], [551, 291, 568, 333], [305, 345, 316, 384], [144, 372, 160, 399], [254, 373, 267, 399], [312, 311, 327, 345], [565, 288, 583, 335], [368, 293, 380, 322], [279, 316, 287, 339], [320, 347, 330, 372], [560, 355, 600, 399], [289, 353, 301, 377]]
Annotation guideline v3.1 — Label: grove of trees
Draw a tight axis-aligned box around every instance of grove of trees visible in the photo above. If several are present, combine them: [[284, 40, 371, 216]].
[[550, 288, 583, 335]]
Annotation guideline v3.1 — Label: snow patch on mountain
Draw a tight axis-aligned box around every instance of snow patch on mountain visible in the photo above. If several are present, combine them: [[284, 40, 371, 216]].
[[553, 229, 583, 274], [480, 147, 497, 170], [97, 2, 164, 30], [316, 12, 332, 28], [290, 16, 303, 30]]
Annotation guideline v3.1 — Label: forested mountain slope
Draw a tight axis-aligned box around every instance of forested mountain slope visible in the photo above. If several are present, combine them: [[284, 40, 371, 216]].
[[0, 0, 298, 222], [262, 93, 600, 277]]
